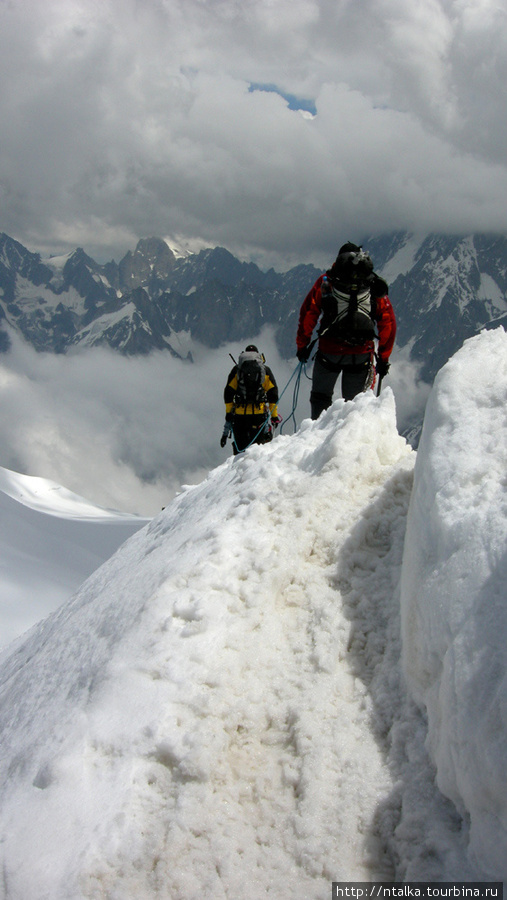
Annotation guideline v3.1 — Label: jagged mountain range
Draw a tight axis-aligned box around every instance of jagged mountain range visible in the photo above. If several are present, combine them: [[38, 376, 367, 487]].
[[1, 231, 507, 383], [367, 232, 507, 381]]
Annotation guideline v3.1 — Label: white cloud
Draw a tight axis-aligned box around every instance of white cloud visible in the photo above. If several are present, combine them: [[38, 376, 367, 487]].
[[1, 0, 507, 267]]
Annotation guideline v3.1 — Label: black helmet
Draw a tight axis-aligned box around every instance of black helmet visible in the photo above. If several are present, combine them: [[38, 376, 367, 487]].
[[330, 243, 373, 283], [337, 241, 361, 257], [245, 344, 258, 352]]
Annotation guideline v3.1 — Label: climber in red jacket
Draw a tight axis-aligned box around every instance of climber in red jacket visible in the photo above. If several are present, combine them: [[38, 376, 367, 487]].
[[296, 242, 396, 419]]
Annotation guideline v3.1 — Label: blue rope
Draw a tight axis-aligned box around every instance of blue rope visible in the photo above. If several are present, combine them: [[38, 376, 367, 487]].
[[231, 414, 271, 454], [279, 354, 315, 434], [279, 361, 304, 434]]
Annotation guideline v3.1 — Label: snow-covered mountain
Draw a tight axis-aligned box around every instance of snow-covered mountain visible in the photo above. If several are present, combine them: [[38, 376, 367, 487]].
[[2, 231, 507, 383], [0, 232, 317, 359], [369, 232, 507, 382], [0, 468, 149, 649], [0, 328, 506, 894]]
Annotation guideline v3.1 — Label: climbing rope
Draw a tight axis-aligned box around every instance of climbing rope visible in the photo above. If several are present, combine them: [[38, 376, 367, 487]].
[[230, 415, 272, 455], [279, 342, 316, 434], [279, 361, 305, 434]]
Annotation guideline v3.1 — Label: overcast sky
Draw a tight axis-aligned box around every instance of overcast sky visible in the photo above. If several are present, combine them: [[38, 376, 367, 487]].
[[1, 0, 507, 270]]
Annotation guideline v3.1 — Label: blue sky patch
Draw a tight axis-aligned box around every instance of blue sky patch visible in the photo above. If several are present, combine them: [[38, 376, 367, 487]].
[[248, 83, 317, 116]]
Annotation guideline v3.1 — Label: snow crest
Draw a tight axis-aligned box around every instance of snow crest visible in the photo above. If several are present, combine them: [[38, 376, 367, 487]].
[[0, 391, 415, 898]]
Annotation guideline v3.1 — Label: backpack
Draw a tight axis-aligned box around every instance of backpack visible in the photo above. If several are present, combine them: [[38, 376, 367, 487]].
[[235, 350, 267, 407], [319, 248, 376, 344]]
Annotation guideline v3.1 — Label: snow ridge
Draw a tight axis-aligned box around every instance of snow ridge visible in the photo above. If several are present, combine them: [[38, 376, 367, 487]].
[[1, 336, 506, 895], [0, 391, 417, 897]]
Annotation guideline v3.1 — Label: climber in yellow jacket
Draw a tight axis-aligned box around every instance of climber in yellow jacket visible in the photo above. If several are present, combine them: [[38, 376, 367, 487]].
[[221, 345, 281, 454]]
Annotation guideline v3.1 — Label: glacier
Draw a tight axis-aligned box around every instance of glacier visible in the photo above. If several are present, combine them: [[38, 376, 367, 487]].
[[0, 330, 505, 896]]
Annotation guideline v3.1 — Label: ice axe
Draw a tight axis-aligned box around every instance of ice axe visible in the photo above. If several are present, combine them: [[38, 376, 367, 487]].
[[375, 354, 388, 396]]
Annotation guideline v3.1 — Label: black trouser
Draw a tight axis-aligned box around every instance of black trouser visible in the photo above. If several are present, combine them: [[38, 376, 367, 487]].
[[231, 415, 272, 454], [310, 351, 374, 419]]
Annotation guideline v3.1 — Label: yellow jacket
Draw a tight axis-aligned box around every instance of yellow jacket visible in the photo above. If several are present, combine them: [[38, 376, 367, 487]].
[[224, 365, 279, 418]]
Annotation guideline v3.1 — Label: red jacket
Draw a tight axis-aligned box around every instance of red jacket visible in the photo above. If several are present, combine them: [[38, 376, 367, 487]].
[[296, 274, 396, 360]]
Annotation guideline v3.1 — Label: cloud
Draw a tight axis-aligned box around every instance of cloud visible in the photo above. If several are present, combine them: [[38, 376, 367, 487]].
[[1, 0, 507, 269], [0, 330, 302, 516], [0, 327, 424, 517]]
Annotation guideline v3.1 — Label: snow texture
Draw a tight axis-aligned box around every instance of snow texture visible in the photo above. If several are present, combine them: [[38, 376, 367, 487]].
[[401, 326, 507, 878], [0, 329, 505, 896]]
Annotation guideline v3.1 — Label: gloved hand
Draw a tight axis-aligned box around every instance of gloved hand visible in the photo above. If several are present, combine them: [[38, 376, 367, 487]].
[[271, 415, 282, 428], [297, 345, 311, 363], [220, 422, 232, 447], [376, 358, 390, 377]]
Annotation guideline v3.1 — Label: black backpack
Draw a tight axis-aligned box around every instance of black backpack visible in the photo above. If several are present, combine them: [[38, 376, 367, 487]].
[[235, 350, 267, 406], [319, 248, 376, 344]]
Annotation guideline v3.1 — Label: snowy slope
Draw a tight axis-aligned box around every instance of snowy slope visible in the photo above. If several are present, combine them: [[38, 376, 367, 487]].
[[0, 468, 149, 649], [0, 331, 505, 896], [377, 233, 426, 283]]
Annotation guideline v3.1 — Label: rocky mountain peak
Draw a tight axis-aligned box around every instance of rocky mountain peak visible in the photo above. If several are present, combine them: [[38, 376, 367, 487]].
[[118, 237, 176, 294]]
